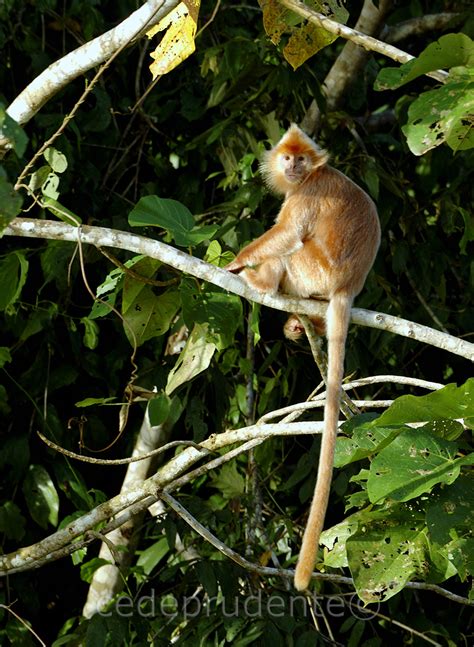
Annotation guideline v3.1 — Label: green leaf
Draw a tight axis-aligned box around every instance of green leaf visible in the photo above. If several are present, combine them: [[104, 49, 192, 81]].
[[75, 396, 117, 407], [0, 175, 23, 230], [402, 68, 474, 155], [44, 147, 68, 173], [210, 461, 245, 499], [458, 207, 474, 254], [19, 302, 58, 342], [121, 257, 162, 314], [122, 286, 181, 346], [335, 420, 401, 468], [195, 560, 218, 598], [147, 393, 171, 426], [204, 239, 223, 265], [128, 196, 195, 246], [42, 196, 81, 225], [375, 33, 474, 90], [367, 428, 472, 503], [0, 346, 12, 368], [425, 475, 474, 545], [81, 317, 99, 349], [0, 103, 28, 156], [181, 280, 242, 349], [0, 501, 26, 541], [368, 379, 474, 428], [80, 558, 111, 583], [0, 251, 29, 310], [28, 164, 51, 191], [166, 323, 217, 395], [186, 223, 219, 244], [22, 464, 59, 529], [137, 537, 170, 575], [347, 507, 427, 603]]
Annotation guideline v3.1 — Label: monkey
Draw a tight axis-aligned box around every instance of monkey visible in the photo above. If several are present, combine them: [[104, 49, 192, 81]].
[[226, 124, 380, 591]]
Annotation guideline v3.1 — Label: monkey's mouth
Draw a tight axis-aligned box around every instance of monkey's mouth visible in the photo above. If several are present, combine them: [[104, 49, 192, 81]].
[[285, 173, 301, 182]]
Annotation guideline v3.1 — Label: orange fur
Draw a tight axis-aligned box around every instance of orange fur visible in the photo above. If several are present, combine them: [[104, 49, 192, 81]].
[[226, 124, 380, 591]]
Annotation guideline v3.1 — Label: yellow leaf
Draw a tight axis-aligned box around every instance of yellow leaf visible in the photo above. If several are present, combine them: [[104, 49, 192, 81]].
[[148, 0, 200, 78], [258, 0, 348, 70]]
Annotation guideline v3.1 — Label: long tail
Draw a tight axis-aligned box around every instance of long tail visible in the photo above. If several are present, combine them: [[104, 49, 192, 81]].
[[294, 292, 352, 591]]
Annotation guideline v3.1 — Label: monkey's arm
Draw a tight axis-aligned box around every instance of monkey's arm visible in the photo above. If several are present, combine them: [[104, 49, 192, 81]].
[[226, 222, 303, 273]]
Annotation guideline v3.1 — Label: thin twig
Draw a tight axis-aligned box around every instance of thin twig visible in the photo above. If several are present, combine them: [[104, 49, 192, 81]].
[[350, 601, 443, 646], [300, 314, 360, 418], [37, 431, 211, 465], [405, 269, 449, 334], [160, 493, 473, 606], [0, 605, 46, 646], [99, 247, 178, 287]]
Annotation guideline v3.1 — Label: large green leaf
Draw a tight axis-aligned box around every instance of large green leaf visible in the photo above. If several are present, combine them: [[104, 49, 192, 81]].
[[368, 379, 474, 428], [347, 507, 454, 604], [402, 68, 474, 155], [210, 462, 246, 499], [375, 33, 474, 90], [128, 195, 219, 246], [425, 475, 474, 545], [367, 427, 472, 503], [335, 420, 401, 468], [122, 256, 162, 314], [181, 279, 242, 349], [122, 286, 181, 346]]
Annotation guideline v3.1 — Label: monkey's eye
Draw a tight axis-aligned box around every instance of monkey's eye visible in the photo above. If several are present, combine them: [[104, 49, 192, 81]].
[[297, 155, 305, 162], [283, 154, 291, 161]]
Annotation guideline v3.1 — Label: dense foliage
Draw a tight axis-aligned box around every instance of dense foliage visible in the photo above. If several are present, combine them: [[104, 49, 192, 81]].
[[0, 1, 473, 644]]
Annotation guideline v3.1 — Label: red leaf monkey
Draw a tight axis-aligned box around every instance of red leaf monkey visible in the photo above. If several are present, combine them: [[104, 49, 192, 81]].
[[226, 124, 381, 591]]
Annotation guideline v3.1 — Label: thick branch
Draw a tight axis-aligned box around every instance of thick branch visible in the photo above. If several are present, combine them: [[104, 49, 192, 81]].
[[4, 218, 473, 361], [0, 421, 322, 575], [82, 409, 172, 618], [4, 0, 179, 128], [323, 0, 392, 112], [383, 13, 461, 44]]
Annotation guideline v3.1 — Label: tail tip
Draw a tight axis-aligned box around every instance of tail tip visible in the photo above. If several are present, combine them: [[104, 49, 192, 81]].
[[294, 564, 311, 592]]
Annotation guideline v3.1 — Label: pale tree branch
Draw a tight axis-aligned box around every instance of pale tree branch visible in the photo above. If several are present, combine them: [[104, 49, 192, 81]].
[[4, 218, 474, 361], [0, 421, 324, 575], [1, 0, 179, 138], [259, 375, 444, 423], [383, 13, 462, 44], [82, 407, 173, 619], [0, 377, 471, 605], [280, 0, 448, 83]]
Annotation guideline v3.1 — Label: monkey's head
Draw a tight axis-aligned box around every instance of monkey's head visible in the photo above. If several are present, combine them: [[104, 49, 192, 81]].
[[260, 124, 329, 194]]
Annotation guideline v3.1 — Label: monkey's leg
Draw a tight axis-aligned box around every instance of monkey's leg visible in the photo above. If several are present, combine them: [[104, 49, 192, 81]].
[[241, 258, 285, 294]]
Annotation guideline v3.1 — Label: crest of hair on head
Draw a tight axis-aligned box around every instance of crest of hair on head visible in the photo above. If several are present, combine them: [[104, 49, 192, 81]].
[[260, 123, 329, 195]]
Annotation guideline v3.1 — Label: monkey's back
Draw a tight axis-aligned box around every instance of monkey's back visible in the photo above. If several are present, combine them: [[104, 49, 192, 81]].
[[282, 166, 380, 298]]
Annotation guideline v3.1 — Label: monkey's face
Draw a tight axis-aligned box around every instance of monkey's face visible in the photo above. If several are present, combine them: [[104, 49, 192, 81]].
[[279, 152, 311, 184]]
